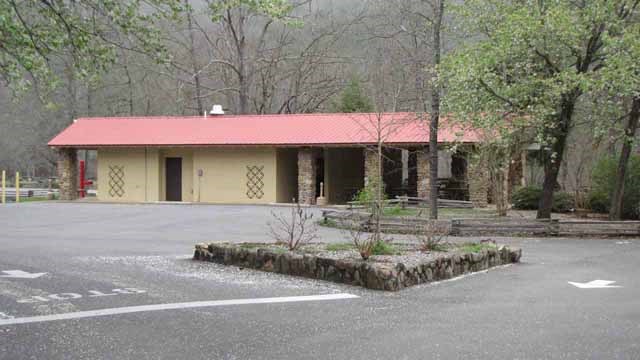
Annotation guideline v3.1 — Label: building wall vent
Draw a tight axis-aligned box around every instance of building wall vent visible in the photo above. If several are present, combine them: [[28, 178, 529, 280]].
[[209, 105, 225, 115]]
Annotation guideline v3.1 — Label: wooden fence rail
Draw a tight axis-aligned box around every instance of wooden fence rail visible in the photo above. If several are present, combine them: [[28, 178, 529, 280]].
[[347, 196, 473, 210], [322, 210, 640, 237]]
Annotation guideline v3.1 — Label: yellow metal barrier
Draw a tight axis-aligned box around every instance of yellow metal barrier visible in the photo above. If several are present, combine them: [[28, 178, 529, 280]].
[[1, 170, 5, 204], [15, 172, 20, 203]]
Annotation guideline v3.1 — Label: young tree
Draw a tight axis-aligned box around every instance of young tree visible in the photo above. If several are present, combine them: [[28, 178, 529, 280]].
[[366, 0, 448, 218], [353, 107, 411, 242], [268, 201, 318, 251], [442, 0, 639, 219], [334, 76, 373, 113]]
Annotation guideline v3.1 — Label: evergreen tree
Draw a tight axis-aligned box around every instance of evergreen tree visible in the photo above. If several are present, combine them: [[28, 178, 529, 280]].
[[334, 77, 373, 113]]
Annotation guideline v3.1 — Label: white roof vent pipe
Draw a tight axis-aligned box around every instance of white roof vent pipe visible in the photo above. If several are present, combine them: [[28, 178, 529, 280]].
[[209, 105, 225, 115]]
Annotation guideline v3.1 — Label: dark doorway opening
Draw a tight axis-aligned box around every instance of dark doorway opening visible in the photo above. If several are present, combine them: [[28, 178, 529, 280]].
[[165, 157, 182, 201], [315, 156, 325, 197]]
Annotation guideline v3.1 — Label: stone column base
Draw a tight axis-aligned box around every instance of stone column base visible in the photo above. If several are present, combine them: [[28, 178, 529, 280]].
[[57, 148, 78, 200], [416, 148, 430, 199], [297, 148, 316, 205], [468, 156, 489, 208]]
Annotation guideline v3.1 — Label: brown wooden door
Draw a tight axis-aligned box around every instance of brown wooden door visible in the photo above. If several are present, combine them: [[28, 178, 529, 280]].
[[165, 157, 182, 201]]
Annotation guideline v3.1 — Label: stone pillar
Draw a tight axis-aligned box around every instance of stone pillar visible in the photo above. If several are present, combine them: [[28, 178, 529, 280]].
[[57, 148, 78, 200], [416, 148, 430, 199], [363, 147, 380, 188], [297, 148, 316, 205], [468, 155, 489, 208]]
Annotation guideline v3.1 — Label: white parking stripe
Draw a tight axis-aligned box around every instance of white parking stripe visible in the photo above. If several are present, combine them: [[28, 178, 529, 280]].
[[0, 293, 359, 326]]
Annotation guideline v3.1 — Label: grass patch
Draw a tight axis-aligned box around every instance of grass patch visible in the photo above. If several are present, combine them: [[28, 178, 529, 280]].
[[371, 241, 398, 255], [239, 243, 288, 253], [381, 207, 497, 219], [239, 243, 263, 249], [424, 243, 449, 252], [457, 242, 497, 253], [269, 247, 289, 254], [18, 196, 55, 203], [325, 243, 355, 252], [319, 218, 339, 228], [383, 207, 422, 217]]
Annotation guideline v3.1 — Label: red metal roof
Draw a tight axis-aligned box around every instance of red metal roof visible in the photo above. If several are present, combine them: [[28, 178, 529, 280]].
[[48, 112, 481, 148]]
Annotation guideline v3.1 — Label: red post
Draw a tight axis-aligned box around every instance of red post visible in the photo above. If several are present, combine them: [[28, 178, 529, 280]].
[[79, 160, 86, 198]]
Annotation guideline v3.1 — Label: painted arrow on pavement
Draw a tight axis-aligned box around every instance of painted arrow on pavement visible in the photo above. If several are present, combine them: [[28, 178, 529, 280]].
[[568, 279, 621, 289], [0, 270, 47, 279]]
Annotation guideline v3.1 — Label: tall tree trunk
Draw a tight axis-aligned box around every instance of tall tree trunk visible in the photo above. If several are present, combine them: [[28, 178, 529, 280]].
[[185, 0, 203, 115], [122, 50, 134, 116], [610, 96, 640, 220], [376, 139, 383, 243], [234, 11, 249, 115], [238, 65, 249, 114], [537, 94, 576, 219], [125, 65, 134, 116], [429, 0, 444, 220]]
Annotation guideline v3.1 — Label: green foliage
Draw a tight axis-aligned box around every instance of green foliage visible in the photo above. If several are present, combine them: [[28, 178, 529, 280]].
[[587, 191, 609, 214], [442, 1, 635, 137], [371, 241, 397, 256], [511, 186, 574, 213], [511, 186, 542, 210], [383, 207, 420, 217], [588, 156, 640, 219], [552, 192, 575, 213], [320, 218, 338, 228], [353, 180, 386, 205], [441, 1, 639, 219], [325, 243, 354, 252], [208, 0, 295, 22], [598, 23, 640, 99], [333, 77, 373, 113], [0, 0, 182, 96], [353, 186, 374, 204]]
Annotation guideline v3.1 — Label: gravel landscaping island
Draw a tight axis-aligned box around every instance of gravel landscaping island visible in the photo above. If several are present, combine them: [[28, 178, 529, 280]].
[[193, 242, 522, 291]]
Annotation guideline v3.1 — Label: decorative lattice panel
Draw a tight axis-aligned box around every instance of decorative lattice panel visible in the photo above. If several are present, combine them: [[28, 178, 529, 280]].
[[108, 165, 125, 198], [246, 165, 265, 199]]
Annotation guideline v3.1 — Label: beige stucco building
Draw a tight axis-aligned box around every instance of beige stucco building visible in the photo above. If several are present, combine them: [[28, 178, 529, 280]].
[[49, 113, 487, 205]]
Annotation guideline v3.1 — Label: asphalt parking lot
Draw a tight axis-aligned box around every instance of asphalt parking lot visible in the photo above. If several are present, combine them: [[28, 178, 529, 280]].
[[1, 202, 639, 359]]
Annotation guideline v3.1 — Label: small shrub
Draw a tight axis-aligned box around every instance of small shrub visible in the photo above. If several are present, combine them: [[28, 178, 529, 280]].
[[588, 156, 640, 219], [552, 192, 575, 213], [268, 201, 318, 251], [511, 186, 575, 213], [413, 220, 449, 252], [352, 185, 375, 204], [339, 211, 377, 260], [352, 180, 387, 208], [371, 240, 396, 255], [511, 186, 541, 210], [587, 191, 609, 213]]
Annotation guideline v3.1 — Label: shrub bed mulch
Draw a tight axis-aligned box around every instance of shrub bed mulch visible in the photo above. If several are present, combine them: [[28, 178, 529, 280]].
[[193, 242, 522, 291]]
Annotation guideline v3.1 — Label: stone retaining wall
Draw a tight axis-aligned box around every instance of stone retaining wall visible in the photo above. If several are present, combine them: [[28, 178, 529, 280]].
[[194, 243, 522, 291]]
